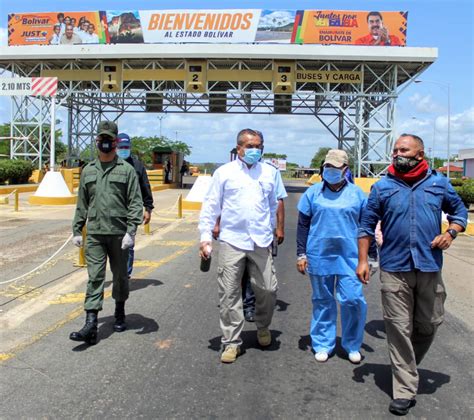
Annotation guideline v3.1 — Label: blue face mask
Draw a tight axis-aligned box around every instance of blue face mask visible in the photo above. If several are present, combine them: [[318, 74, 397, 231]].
[[242, 148, 262, 165], [117, 148, 130, 159], [323, 167, 345, 185]]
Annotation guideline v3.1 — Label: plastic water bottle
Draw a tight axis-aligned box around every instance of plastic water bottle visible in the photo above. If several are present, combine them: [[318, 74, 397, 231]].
[[200, 245, 212, 272]]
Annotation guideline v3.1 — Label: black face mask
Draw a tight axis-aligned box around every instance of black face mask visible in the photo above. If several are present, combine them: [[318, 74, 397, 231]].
[[97, 137, 115, 153], [393, 155, 421, 173]]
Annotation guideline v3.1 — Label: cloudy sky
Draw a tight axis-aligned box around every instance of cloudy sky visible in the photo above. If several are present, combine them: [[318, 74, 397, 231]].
[[0, 0, 472, 165]]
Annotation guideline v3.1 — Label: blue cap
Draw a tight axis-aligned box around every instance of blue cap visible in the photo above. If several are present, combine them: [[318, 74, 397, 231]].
[[117, 132, 131, 147]]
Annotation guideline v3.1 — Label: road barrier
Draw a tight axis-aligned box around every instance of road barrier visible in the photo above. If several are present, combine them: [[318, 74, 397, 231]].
[[0, 189, 19, 211], [178, 194, 183, 219]]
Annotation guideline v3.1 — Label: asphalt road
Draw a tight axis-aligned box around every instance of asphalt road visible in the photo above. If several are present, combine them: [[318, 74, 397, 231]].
[[0, 190, 472, 419]]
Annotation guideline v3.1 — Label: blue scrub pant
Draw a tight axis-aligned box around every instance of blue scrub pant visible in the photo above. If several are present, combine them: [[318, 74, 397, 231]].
[[309, 274, 367, 354]]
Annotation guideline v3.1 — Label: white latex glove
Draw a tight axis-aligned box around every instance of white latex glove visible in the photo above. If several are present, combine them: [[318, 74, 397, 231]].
[[72, 235, 83, 247], [368, 257, 379, 277], [121, 233, 135, 250]]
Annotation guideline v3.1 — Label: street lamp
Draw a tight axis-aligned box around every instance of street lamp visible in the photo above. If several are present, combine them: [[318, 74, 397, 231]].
[[157, 114, 166, 138], [414, 80, 451, 177], [411, 116, 436, 168]]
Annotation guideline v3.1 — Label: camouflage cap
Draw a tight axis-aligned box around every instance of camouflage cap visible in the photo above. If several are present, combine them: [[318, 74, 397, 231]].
[[323, 149, 349, 167], [97, 120, 118, 138]]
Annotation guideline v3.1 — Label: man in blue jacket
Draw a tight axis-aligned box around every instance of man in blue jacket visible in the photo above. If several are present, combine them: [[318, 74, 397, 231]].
[[357, 133, 467, 415], [117, 133, 154, 283]]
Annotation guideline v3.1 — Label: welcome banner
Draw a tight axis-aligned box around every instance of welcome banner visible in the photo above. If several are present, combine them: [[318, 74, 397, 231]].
[[8, 9, 407, 46], [140, 9, 261, 43]]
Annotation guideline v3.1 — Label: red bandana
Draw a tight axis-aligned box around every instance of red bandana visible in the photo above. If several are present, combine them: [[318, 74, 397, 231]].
[[387, 159, 429, 184]]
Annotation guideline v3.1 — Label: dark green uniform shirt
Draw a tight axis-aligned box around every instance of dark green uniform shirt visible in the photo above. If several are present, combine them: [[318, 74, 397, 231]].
[[72, 156, 143, 236]]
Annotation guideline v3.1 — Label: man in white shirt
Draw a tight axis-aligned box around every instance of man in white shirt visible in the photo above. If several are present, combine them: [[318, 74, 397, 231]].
[[49, 24, 61, 45], [85, 24, 100, 44], [60, 24, 82, 45], [78, 21, 91, 43], [199, 128, 279, 363]]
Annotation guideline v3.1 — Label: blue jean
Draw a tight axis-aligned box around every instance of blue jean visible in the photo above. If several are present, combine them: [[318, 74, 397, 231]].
[[309, 274, 367, 354], [241, 268, 256, 313], [127, 246, 134, 277]]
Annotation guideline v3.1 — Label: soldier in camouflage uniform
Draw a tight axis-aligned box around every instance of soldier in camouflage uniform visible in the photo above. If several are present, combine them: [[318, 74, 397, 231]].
[[70, 120, 143, 345]]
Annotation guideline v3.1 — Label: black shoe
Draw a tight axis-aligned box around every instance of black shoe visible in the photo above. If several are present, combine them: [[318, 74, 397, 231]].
[[113, 301, 127, 332], [70, 311, 98, 345], [389, 399, 416, 415], [244, 310, 255, 322]]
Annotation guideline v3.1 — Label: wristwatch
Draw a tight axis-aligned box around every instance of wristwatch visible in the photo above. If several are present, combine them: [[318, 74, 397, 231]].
[[446, 229, 458, 239]]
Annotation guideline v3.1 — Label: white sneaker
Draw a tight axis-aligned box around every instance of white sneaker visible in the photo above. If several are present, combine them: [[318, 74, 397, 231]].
[[349, 351, 362, 364], [315, 352, 329, 362]]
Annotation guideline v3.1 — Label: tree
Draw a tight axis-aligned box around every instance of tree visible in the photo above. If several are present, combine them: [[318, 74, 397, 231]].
[[129, 135, 192, 166], [169, 140, 191, 157], [196, 162, 221, 175], [263, 152, 287, 159], [310, 147, 331, 169], [0, 123, 9, 157], [432, 157, 444, 169]]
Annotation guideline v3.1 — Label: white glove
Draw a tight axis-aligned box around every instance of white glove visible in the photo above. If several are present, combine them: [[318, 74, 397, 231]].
[[72, 235, 83, 247], [368, 257, 379, 277], [121, 233, 135, 250]]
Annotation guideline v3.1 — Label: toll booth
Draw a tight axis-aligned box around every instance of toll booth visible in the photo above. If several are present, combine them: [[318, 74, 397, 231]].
[[152, 146, 182, 184]]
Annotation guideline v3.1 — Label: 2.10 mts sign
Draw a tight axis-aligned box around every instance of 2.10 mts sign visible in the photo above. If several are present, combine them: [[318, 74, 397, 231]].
[[0, 77, 58, 96]]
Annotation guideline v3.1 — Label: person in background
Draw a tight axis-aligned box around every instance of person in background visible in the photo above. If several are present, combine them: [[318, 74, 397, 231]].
[[78, 21, 91, 42], [355, 11, 402, 46], [180, 160, 189, 188], [49, 24, 61, 45], [164, 159, 171, 184], [116, 133, 154, 278], [297, 149, 367, 364], [56, 13, 65, 34], [86, 24, 100, 44], [60, 24, 82, 45]]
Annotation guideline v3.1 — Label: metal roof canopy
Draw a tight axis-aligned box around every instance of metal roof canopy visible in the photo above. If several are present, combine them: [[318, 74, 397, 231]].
[[0, 44, 437, 176]]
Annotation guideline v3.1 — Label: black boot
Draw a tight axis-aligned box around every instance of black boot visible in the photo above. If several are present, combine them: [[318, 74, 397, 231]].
[[114, 301, 126, 332], [69, 311, 98, 345]]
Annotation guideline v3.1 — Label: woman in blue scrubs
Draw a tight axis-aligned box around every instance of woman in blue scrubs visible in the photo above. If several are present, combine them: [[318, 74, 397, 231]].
[[296, 149, 367, 363]]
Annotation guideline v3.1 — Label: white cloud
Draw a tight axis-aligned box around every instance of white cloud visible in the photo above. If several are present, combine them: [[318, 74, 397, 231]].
[[397, 107, 474, 157], [118, 112, 335, 166], [259, 11, 295, 29], [408, 93, 444, 114]]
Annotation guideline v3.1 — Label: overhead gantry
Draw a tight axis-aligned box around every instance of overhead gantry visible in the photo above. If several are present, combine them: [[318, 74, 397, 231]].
[[0, 43, 437, 176]]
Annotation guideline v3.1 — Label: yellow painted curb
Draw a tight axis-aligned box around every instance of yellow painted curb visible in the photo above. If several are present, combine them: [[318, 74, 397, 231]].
[[29, 195, 77, 205], [182, 200, 202, 211], [151, 184, 177, 192], [0, 185, 38, 194]]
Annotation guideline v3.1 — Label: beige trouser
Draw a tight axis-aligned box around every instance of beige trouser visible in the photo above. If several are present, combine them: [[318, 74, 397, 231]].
[[217, 241, 278, 346], [380, 270, 447, 400]]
